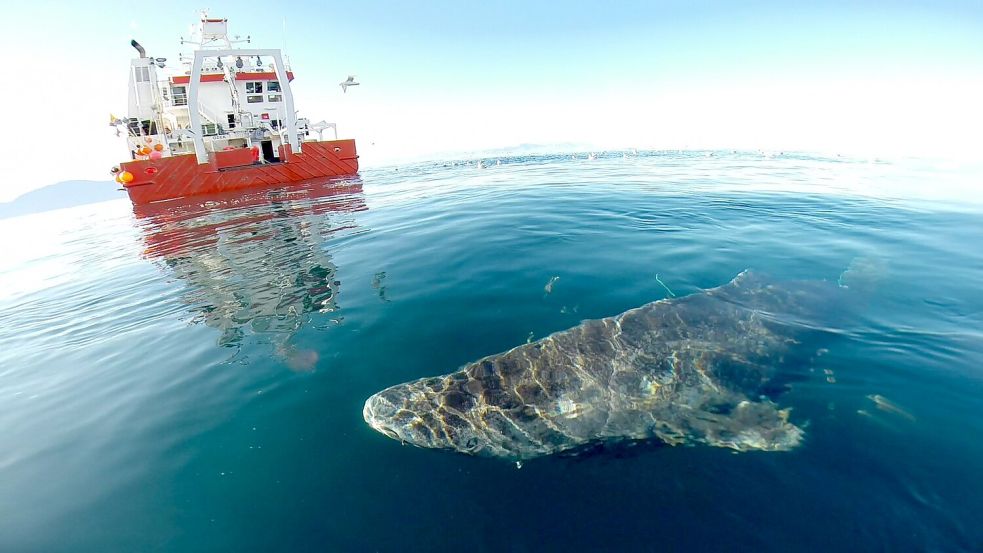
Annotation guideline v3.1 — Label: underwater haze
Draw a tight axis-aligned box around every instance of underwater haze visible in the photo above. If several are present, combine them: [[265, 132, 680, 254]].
[[0, 152, 981, 551]]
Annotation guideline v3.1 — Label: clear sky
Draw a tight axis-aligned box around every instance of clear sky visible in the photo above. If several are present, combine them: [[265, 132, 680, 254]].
[[1, 1, 981, 200]]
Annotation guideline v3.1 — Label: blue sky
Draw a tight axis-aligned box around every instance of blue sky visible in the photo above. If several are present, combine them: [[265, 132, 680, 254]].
[[1, 1, 981, 199]]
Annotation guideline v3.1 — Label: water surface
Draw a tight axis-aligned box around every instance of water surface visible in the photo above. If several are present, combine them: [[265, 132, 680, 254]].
[[1, 152, 981, 551]]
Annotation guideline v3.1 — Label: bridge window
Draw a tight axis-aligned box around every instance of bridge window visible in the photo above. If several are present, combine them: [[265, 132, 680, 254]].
[[268, 81, 281, 92], [134, 66, 151, 82], [171, 85, 187, 106], [246, 81, 263, 94], [268, 94, 282, 103], [246, 95, 264, 103]]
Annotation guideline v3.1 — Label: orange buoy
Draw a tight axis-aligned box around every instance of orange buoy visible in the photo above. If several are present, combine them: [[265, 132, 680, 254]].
[[139, 146, 152, 155], [153, 144, 164, 152], [119, 171, 134, 184]]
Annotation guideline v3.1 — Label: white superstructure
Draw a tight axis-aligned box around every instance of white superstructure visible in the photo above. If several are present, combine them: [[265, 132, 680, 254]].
[[118, 16, 328, 164]]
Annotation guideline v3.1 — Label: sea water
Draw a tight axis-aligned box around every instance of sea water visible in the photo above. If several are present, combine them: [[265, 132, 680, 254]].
[[0, 152, 980, 551]]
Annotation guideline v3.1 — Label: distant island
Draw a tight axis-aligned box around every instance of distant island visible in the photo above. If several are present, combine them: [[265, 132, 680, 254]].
[[0, 180, 123, 219]]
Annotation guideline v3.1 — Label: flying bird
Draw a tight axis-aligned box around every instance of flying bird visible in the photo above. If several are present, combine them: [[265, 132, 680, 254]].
[[340, 75, 360, 93]]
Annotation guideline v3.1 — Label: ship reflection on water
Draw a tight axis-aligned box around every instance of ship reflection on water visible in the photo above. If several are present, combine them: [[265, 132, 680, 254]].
[[132, 178, 366, 369]]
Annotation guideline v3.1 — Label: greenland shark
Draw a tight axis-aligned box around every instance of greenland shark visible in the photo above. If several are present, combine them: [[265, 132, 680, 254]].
[[363, 270, 849, 461]]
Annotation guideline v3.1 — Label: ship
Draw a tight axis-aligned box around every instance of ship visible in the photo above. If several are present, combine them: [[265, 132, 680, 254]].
[[110, 15, 358, 204]]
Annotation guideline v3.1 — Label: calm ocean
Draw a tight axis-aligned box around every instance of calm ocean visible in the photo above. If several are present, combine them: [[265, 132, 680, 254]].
[[1, 152, 980, 552]]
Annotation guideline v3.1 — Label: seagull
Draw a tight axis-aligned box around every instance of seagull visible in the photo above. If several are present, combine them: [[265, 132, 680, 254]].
[[340, 75, 360, 93]]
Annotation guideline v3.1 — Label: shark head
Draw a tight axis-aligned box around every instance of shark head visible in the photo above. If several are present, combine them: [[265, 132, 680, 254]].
[[363, 376, 498, 457]]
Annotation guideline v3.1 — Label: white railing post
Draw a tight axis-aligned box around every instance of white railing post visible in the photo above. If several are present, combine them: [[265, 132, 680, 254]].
[[271, 51, 300, 153], [188, 52, 207, 163]]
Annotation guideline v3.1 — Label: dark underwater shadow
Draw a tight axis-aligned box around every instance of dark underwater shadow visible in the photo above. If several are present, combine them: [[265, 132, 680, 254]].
[[553, 435, 673, 463]]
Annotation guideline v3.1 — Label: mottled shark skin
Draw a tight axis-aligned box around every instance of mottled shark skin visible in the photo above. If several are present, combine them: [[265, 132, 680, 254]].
[[364, 270, 837, 461]]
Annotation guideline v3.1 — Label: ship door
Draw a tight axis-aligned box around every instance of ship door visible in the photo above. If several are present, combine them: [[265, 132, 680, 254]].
[[261, 140, 277, 163]]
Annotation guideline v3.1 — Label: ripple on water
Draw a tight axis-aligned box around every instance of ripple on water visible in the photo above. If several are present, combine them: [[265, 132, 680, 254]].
[[0, 153, 981, 551]]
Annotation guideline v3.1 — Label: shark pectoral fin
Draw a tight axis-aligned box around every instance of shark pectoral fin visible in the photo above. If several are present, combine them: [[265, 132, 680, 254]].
[[688, 399, 803, 452]]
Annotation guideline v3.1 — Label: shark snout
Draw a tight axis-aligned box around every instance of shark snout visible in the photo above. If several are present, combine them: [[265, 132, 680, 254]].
[[363, 385, 452, 451], [363, 393, 399, 439]]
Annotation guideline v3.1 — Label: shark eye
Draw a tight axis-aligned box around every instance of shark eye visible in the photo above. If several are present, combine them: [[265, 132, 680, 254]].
[[465, 437, 479, 450]]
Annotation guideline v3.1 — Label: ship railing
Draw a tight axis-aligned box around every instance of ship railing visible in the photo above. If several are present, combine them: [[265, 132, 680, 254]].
[[197, 102, 228, 132], [167, 128, 195, 141]]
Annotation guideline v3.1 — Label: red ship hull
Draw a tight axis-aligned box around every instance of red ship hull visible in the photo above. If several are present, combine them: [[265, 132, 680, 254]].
[[120, 139, 358, 204]]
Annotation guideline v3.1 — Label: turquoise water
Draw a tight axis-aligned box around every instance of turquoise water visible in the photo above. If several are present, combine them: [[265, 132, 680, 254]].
[[1, 152, 981, 551]]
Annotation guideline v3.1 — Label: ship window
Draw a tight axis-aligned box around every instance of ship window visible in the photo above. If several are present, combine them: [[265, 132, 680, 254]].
[[171, 85, 187, 106], [268, 81, 281, 92], [227, 113, 236, 129], [247, 95, 263, 103], [246, 81, 263, 94], [134, 66, 151, 83], [268, 94, 282, 103], [270, 119, 284, 129]]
